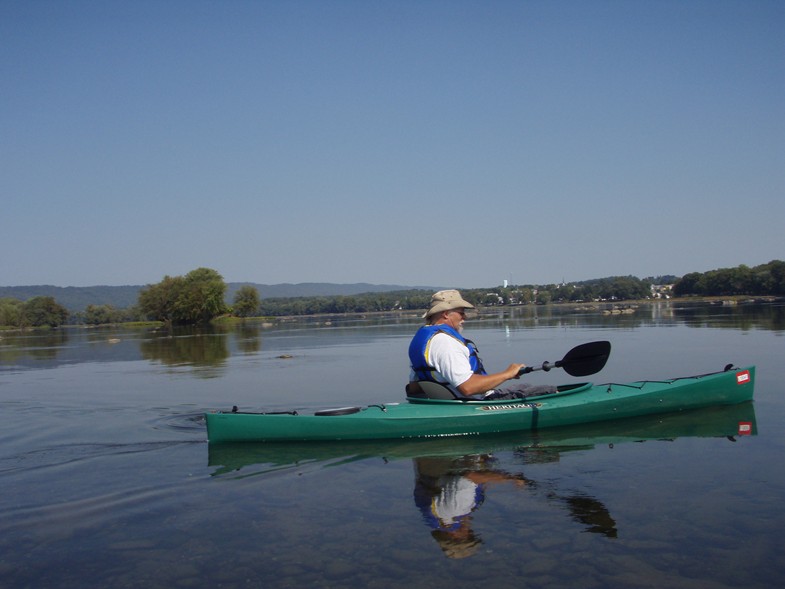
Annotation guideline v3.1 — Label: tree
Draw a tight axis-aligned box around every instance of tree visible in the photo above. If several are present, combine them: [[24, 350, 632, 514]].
[[673, 272, 703, 296], [233, 285, 261, 317], [138, 268, 228, 325], [138, 275, 185, 324], [672, 261, 785, 296], [175, 268, 228, 324], [767, 260, 785, 295], [0, 297, 24, 327], [21, 296, 69, 328], [84, 304, 122, 325]]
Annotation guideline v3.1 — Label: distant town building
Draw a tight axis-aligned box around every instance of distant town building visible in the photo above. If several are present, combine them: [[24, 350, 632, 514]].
[[651, 284, 674, 299]]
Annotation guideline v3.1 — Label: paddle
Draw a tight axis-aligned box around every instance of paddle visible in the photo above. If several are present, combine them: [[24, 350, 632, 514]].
[[518, 340, 611, 378]]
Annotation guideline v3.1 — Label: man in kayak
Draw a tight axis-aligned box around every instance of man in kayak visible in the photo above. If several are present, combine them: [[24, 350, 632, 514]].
[[408, 289, 557, 400]]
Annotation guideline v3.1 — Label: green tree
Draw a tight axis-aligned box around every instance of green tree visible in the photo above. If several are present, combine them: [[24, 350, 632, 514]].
[[673, 272, 703, 296], [672, 261, 785, 296], [175, 268, 228, 324], [0, 297, 24, 327], [138, 268, 228, 325], [233, 285, 261, 318], [138, 275, 185, 323], [765, 260, 785, 295], [22, 296, 69, 328], [84, 304, 122, 325]]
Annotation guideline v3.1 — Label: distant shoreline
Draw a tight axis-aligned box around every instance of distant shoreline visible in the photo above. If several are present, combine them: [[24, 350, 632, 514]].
[[1, 296, 781, 334]]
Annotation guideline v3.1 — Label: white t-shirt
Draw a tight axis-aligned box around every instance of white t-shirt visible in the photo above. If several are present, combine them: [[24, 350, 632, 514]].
[[416, 331, 474, 387]]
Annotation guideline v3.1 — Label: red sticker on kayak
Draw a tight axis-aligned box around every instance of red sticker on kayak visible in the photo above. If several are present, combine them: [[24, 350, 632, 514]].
[[736, 370, 751, 385], [738, 421, 752, 436]]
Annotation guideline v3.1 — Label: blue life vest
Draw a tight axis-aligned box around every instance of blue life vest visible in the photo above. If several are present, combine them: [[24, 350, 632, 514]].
[[408, 324, 487, 383]]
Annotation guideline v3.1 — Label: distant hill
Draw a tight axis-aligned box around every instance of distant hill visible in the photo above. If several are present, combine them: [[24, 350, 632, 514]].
[[0, 285, 142, 312], [226, 282, 438, 300], [0, 283, 436, 312]]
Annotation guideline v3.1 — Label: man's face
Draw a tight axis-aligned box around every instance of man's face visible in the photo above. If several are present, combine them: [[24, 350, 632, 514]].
[[443, 308, 466, 332]]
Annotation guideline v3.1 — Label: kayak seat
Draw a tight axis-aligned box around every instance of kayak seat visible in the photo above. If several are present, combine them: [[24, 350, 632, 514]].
[[406, 381, 459, 400]]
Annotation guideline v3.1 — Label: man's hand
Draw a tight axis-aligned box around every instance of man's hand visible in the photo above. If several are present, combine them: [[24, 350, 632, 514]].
[[456, 363, 527, 396]]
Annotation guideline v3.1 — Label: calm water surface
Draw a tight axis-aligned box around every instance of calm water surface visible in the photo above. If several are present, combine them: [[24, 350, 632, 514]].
[[1, 302, 783, 588]]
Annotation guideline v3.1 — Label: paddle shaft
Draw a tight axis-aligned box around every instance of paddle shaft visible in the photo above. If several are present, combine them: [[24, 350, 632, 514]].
[[521, 361, 556, 374]]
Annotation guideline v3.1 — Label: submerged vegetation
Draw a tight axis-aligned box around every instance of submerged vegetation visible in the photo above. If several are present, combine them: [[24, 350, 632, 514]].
[[1, 261, 782, 329]]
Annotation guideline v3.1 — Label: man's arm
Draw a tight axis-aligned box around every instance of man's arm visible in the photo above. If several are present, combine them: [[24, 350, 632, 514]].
[[427, 333, 526, 396], [456, 364, 526, 396]]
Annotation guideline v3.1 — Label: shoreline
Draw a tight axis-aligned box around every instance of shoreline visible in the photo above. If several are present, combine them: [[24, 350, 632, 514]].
[[1, 296, 782, 333]]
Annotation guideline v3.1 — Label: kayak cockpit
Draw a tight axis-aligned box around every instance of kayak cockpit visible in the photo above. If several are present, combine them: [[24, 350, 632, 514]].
[[405, 381, 593, 404]]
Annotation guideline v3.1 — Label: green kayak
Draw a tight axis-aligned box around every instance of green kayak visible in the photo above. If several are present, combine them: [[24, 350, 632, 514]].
[[205, 365, 756, 444], [208, 402, 757, 474]]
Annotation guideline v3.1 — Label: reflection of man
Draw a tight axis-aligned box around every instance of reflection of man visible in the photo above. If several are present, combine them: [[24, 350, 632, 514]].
[[413, 455, 526, 559]]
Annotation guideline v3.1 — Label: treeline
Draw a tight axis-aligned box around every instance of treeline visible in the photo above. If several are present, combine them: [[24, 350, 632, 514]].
[[0, 296, 70, 329], [3, 262, 783, 328], [0, 282, 421, 312], [473, 276, 660, 307], [0, 285, 141, 312], [0, 296, 144, 329], [257, 276, 659, 316], [258, 291, 434, 316], [0, 268, 238, 329], [673, 260, 785, 297]]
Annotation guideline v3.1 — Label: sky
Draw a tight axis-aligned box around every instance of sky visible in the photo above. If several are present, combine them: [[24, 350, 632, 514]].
[[2, 0, 783, 288]]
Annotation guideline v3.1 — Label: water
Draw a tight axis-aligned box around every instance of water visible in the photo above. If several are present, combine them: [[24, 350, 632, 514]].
[[1, 302, 783, 588]]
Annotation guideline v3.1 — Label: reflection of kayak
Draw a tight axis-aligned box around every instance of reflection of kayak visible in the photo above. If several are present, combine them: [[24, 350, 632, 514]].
[[205, 366, 756, 443], [207, 402, 757, 475]]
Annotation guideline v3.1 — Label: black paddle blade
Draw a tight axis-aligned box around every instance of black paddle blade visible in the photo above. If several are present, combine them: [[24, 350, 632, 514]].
[[556, 340, 611, 377]]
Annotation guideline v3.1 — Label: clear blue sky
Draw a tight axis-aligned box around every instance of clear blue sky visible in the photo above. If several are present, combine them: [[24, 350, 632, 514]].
[[2, 0, 783, 288]]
